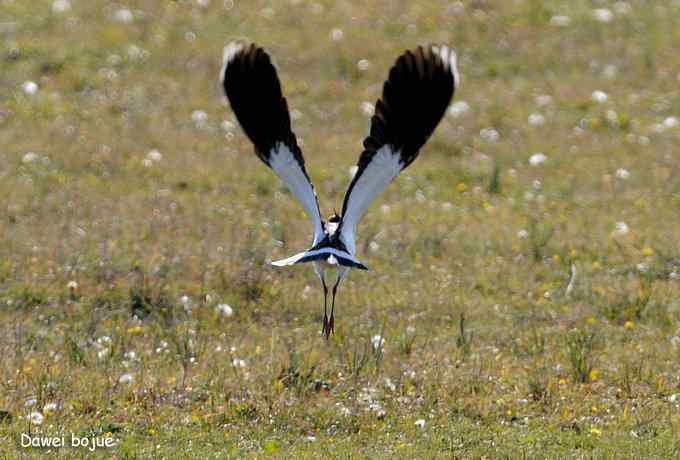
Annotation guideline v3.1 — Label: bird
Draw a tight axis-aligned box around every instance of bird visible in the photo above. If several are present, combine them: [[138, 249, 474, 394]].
[[220, 42, 459, 339]]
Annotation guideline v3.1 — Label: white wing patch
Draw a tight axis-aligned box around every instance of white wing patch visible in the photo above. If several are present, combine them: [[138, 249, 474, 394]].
[[339, 145, 403, 255], [268, 143, 325, 245]]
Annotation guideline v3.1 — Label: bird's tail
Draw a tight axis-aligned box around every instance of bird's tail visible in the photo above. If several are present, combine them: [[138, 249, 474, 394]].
[[271, 248, 369, 270]]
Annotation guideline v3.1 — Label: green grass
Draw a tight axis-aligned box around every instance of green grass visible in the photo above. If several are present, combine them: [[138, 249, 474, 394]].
[[2, 0, 680, 458]]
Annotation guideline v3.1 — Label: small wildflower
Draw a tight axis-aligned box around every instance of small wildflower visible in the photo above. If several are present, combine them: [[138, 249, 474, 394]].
[[641, 247, 653, 257], [624, 320, 635, 330], [232, 358, 247, 368], [371, 335, 385, 351], [615, 168, 630, 180], [357, 59, 370, 71], [330, 28, 344, 41], [29, 412, 44, 425], [529, 152, 547, 166], [414, 419, 426, 428], [22, 81, 39, 95], [215, 303, 234, 317], [456, 183, 467, 193], [43, 402, 58, 415], [589, 427, 602, 436], [517, 229, 529, 239], [614, 221, 629, 236], [127, 325, 143, 334], [113, 8, 134, 23], [67, 280, 78, 290], [22, 152, 39, 163], [119, 373, 134, 385], [589, 369, 600, 382], [591, 90, 609, 103], [52, 0, 71, 13], [360, 102, 375, 116], [592, 8, 613, 23], [448, 101, 470, 118], [549, 15, 571, 27], [558, 378, 567, 385], [480, 127, 500, 142], [528, 113, 545, 126]]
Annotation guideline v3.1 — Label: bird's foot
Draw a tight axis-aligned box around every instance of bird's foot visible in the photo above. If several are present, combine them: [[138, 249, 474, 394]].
[[328, 315, 335, 337]]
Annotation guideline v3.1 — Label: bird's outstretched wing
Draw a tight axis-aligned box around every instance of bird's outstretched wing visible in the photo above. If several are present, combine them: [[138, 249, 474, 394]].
[[221, 42, 324, 245], [338, 45, 459, 255]]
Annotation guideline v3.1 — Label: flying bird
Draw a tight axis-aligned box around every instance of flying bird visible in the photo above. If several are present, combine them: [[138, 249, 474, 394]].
[[221, 42, 458, 339]]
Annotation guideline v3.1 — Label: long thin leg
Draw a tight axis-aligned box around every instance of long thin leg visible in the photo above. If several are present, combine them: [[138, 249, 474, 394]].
[[329, 268, 349, 337], [321, 279, 329, 338], [315, 263, 331, 339]]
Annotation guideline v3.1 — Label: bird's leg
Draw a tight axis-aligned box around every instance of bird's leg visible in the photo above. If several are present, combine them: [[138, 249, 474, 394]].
[[329, 270, 346, 337], [321, 279, 329, 339]]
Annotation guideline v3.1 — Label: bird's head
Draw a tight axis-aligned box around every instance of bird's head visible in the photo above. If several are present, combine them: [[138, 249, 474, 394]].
[[325, 211, 341, 235]]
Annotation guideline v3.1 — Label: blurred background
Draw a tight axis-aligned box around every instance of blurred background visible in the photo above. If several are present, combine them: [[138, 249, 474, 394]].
[[1, 0, 680, 457]]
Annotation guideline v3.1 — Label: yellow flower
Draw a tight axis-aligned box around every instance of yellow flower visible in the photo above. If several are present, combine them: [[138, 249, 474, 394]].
[[591, 261, 601, 271], [127, 325, 143, 334], [587, 317, 596, 325], [148, 428, 156, 436], [589, 369, 600, 382], [642, 247, 653, 257], [591, 406, 599, 414], [569, 249, 578, 258], [624, 320, 635, 330], [456, 183, 467, 193], [506, 409, 513, 417], [482, 201, 493, 211], [558, 378, 567, 385], [553, 254, 561, 263], [590, 427, 602, 436]]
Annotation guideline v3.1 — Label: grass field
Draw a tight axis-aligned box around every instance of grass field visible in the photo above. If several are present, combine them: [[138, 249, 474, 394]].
[[2, 0, 680, 457]]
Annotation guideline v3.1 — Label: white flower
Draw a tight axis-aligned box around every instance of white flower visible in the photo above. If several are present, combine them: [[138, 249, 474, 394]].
[[25, 398, 37, 407], [142, 158, 153, 167], [603, 64, 617, 79], [124, 351, 137, 360], [664, 116, 678, 128], [636, 263, 648, 273], [119, 373, 134, 385], [535, 94, 552, 106], [232, 358, 247, 368], [191, 110, 208, 124], [67, 280, 78, 289], [43, 402, 58, 414], [361, 102, 375, 116], [415, 419, 426, 428], [371, 335, 384, 351], [147, 149, 162, 162], [369, 241, 380, 252], [528, 113, 545, 126], [614, 221, 629, 236], [357, 59, 370, 71], [529, 153, 547, 166], [591, 90, 608, 103], [52, 0, 71, 13], [669, 394, 678, 403], [113, 8, 134, 23], [517, 229, 529, 239], [216, 303, 234, 317], [615, 168, 630, 180], [221, 120, 235, 132], [480, 128, 500, 142], [22, 152, 39, 163], [22, 81, 39, 95], [330, 28, 344, 41], [29, 412, 44, 425], [448, 101, 470, 118], [593, 8, 613, 23], [549, 15, 571, 27]]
